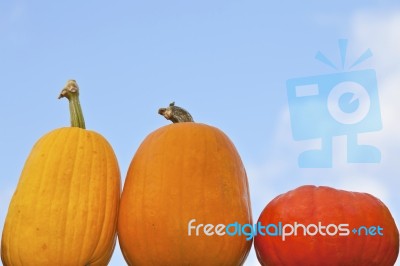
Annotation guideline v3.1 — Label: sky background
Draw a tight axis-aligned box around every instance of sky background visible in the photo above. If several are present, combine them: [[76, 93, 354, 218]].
[[1, 1, 400, 265]]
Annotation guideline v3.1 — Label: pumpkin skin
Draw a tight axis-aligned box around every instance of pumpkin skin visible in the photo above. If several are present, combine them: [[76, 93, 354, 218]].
[[254, 185, 399, 266], [118, 122, 252, 265], [1, 127, 121, 266]]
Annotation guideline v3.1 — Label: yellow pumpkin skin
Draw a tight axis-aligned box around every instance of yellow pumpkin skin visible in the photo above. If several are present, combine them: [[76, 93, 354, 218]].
[[118, 122, 252, 266], [1, 127, 121, 266]]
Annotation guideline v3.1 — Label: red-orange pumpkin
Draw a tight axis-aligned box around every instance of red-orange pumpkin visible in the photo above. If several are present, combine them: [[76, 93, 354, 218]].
[[254, 185, 399, 266]]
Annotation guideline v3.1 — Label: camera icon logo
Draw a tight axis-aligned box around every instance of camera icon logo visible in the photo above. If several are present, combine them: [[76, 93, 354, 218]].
[[287, 40, 382, 168]]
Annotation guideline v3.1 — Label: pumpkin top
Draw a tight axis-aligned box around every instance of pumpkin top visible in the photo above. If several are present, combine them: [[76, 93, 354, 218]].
[[158, 102, 194, 123], [58, 80, 86, 129]]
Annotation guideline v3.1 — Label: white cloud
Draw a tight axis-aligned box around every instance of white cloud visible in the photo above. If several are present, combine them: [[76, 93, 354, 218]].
[[350, 10, 400, 173]]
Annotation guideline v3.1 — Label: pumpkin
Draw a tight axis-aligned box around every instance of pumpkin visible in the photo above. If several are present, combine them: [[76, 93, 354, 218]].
[[1, 80, 121, 266], [118, 102, 252, 265], [254, 185, 399, 266]]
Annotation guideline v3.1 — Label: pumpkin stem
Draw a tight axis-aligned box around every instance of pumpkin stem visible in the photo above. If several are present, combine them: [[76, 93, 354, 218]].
[[58, 80, 86, 129], [158, 102, 194, 123]]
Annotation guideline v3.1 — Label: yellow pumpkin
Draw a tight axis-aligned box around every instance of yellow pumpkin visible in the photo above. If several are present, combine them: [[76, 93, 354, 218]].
[[118, 103, 252, 265], [1, 80, 121, 266]]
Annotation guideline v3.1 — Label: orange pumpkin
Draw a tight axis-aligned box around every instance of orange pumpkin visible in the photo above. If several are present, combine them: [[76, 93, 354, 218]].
[[118, 103, 252, 265], [254, 185, 399, 266], [1, 80, 121, 266]]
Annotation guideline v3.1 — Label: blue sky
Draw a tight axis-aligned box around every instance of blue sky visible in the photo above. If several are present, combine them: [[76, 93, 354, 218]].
[[1, 1, 400, 265]]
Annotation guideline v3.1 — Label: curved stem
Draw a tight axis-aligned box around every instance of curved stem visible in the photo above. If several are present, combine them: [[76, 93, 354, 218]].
[[58, 80, 86, 129], [158, 102, 194, 123]]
